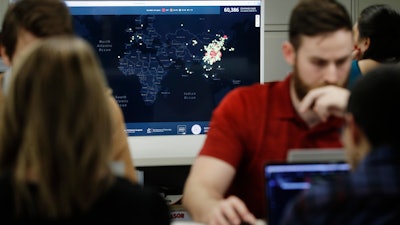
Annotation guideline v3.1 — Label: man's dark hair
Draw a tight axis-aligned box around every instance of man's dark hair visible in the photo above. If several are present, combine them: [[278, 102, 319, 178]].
[[289, 0, 352, 50], [357, 4, 400, 63], [347, 64, 400, 149], [1, 0, 74, 60]]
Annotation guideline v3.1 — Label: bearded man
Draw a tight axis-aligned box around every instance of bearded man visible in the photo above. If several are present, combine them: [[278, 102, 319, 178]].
[[182, 0, 354, 224]]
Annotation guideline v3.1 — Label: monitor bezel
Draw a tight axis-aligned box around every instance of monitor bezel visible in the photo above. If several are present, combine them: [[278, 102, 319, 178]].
[[65, 0, 265, 167]]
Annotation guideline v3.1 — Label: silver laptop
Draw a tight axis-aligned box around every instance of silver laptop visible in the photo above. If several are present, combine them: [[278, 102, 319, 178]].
[[287, 148, 346, 163]]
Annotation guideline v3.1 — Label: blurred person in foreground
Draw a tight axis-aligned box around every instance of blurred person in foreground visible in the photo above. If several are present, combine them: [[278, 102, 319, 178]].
[[282, 64, 400, 225], [182, 0, 354, 224], [0, 0, 137, 182], [0, 36, 170, 224]]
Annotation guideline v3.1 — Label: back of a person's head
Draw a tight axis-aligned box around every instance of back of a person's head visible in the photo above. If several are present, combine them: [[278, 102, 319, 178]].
[[1, 0, 73, 60], [289, 0, 352, 50], [357, 4, 400, 63], [0, 36, 113, 217], [347, 64, 400, 150]]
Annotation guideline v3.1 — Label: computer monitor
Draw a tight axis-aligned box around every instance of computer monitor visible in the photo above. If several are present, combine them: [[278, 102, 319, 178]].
[[65, 0, 264, 166]]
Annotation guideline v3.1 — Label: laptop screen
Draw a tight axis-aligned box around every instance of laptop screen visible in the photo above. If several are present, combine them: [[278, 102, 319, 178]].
[[264, 162, 350, 225]]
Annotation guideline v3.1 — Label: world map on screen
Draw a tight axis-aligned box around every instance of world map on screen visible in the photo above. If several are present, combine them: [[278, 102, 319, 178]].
[[116, 15, 234, 106], [72, 11, 260, 135]]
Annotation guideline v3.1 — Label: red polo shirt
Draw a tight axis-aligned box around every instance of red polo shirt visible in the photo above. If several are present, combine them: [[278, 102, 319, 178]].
[[199, 74, 344, 219]]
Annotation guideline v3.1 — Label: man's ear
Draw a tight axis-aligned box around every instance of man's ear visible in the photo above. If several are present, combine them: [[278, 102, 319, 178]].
[[282, 41, 295, 66], [0, 45, 11, 67]]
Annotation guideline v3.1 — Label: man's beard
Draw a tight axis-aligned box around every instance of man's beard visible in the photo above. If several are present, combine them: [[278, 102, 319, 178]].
[[292, 64, 348, 101], [293, 66, 310, 101]]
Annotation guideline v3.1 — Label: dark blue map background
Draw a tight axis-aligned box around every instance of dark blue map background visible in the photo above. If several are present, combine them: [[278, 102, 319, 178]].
[[71, 9, 261, 135]]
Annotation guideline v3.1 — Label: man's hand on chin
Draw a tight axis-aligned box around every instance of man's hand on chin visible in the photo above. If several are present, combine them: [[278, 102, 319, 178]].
[[299, 85, 350, 122]]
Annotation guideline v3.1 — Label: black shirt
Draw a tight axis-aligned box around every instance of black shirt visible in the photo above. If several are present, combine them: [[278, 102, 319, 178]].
[[0, 173, 171, 225]]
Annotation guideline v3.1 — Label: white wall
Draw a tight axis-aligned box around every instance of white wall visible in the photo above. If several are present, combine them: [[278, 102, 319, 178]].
[[0, 0, 8, 29]]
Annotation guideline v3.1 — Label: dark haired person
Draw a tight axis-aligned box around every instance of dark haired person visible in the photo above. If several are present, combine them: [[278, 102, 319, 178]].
[[0, 0, 138, 183], [281, 64, 400, 225], [299, 4, 400, 128], [348, 4, 400, 88], [182, 0, 354, 224]]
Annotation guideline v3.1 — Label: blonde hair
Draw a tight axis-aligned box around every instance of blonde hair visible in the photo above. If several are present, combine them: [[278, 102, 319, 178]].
[[0, 36, 114, 217]]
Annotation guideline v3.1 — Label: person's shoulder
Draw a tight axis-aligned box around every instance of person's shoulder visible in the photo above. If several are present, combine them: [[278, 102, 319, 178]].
[[217, 84, 266, 111], [296, 174, 351, 209], [235, 81, 281, 92], [283, 181, 347, 225], [0, 172, 15, 215], [234, 80, 287, 104], [216, 80, 286, 114], [227, 81, 281, 100]]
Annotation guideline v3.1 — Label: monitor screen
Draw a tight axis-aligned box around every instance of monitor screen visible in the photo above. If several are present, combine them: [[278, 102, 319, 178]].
[[66, 0, 264, 166]]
